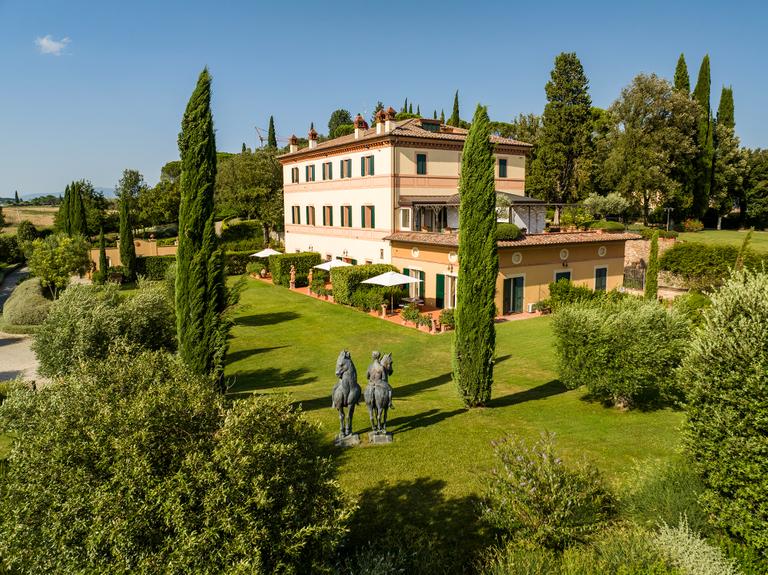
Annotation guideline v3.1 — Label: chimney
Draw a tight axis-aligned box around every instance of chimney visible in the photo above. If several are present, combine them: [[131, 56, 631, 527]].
[[288, 134, 298, 153], [308, 124, 318, 149], [375, 108, 386, 135], [353, 114, 369, 139], [384, 106, 397, 133]]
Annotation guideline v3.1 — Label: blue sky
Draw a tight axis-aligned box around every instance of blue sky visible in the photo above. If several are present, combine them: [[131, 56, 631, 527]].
[[1, 0, 766, 196]]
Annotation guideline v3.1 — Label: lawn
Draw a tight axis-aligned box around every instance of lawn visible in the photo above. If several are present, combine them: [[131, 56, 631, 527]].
[[678, 229, 768, 252], [225, 280, 684, 564]]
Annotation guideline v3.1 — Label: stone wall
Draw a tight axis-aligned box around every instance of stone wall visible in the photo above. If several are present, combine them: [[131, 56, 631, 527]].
[[624, 237, 676, 269]]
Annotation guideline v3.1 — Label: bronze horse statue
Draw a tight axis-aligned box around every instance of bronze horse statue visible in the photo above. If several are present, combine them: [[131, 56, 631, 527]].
[[364, 351, 394, 434], [331, 350, 361, 437]]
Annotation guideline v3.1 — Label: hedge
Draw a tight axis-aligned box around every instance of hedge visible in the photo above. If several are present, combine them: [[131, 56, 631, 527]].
[[135, 255, 176, 281], [225, 251, 254, 276], [630, 226, 679, 240], [268, 252, 322, 287], [329, 264, 398, 305], [659, 242, 767, 290], [496, 223, 523, 241], [0, 235, 23, 264], [2, 277, 52, 326], [589, 220, 625, 232]]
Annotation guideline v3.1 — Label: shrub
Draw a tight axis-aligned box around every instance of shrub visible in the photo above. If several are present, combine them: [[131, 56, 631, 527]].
[[27, 234, 90, 298], [680, 270, 768, 554], [15, 220, 38, 243], [552, 297, 690, 408], [671, 292, 711, 326], [681, 219, 704, 232], [439, 308, 455, 329], [401, 303, 420, 324], [268, 252, 322, 287], [537, 278, 610, 312], [32, 283, 176, 378], [328, 263, 397, 304], [220, 220, 263, 244], [631, 226, 679, 240], [654, 518, 740, 575], [660, 242, 766, 290], [245, 261, 264, 276], [482, 433, 615, 550], [589, 219, 626, 232], [224, 250, 253, 275], [496, 223, 523, 241], [0, 351, 351, 574], [416, 313, 432, 329], [2, 278, 52, 326], [0, 235, 23, 264], [134, 255, 176, 280]]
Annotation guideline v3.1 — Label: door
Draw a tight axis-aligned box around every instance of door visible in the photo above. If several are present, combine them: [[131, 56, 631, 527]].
[[436, 274, 445, 308], [595, 267, 607, 291], [512, 276, 524, 313], [503, 278, 511, 314]]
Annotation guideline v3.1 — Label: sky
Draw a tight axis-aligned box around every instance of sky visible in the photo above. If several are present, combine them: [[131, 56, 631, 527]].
[[1, 0, 767, 197]]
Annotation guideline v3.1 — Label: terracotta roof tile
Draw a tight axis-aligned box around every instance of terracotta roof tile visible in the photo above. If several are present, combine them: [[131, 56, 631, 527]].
[[383, 231, 641, 248]]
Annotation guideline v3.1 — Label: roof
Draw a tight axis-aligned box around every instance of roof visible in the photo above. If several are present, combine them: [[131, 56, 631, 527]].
[[383, 231, 642, 248], [278, 118, 532, 160]]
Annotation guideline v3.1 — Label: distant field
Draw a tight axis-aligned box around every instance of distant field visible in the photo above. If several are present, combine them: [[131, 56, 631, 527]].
[[677, 229, 768, 252], [2, 205, 57, 233]]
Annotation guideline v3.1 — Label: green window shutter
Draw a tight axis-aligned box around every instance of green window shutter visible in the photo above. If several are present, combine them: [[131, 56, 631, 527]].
[[347, 206, 353, 227], [340, 206, 344, 227], [418, 271, 425, 299], [351, 259, 358, 265], [323, 207, 327, 226], [329, 162, 333, 180], [361, 206, 366, 228], [291, 207, 295, 224], [330, 207, 333, 226], [339, 160, 344, 178], [361, 157, 366, 176], [503, 278, 511, 314], [369, 155, 374, 176], [436, 274, 445, 308], [370, 206, 375, 229], [403, 267, 410, 277], [305, 206, 309, 223]]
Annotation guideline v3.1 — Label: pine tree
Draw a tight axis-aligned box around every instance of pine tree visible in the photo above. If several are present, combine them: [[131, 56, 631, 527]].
[[118, 173, 137, 282], [175, 68, 226, 381], [69, 181, 88, 237], [448, 90, 460, 126], [267, 115, 277, 148], [674, 53, 690, 93], [453, 105, 498, 407], [645, 230, 659, 300], [692, 55, 714, 218]]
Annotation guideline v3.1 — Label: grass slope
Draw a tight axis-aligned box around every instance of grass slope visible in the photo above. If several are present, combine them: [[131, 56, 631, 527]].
[[678, 229, 768, 252]]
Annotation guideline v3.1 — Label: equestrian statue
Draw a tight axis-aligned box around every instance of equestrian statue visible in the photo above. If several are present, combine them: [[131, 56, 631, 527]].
[[364, 351, 394, 434], [331, 349, 361, 437]]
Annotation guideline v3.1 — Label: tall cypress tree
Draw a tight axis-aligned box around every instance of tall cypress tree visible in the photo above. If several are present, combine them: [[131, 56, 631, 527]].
[[57, 183, 72, 235], [175, 68, 225, 380], [453, 105, 498, 407], [97, 227, 108, 283], [712, 86, 743, 229], [403, 98, 408, 113], [69, 181, 87, 237], [416, 105, 420, 116], [448, 91, 461, 126], [645, 230, 659, 300], [440, 109, 445, 123], [14, 190, 19, 204], [408, 102, 413, 114], [717, 86, 734, 129], [117, 171, 137, 282], [674, 53, 690, 93], [267, 115, 277, 148], [692, 55, 714, 218], [433, 110, 437, 119]]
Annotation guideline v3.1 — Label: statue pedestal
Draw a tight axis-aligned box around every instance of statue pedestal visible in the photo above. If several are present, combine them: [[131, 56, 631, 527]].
[[334, 433, 360, 447], [368, 432, 393, 445]]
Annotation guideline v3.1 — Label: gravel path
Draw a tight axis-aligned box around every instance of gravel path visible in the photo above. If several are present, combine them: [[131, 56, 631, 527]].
[[0, 266, 41, 383]]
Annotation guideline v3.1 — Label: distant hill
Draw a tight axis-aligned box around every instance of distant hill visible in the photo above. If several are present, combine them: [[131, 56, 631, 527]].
[[19, 187, 115, 201]]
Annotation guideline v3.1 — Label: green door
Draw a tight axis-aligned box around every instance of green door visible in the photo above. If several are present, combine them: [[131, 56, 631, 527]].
[[595, 267, 607, 291], [503, 278, 512, 314], [435, 274, 445, 308], [418, 270, 425, 299], [512, 276, 524, 313]]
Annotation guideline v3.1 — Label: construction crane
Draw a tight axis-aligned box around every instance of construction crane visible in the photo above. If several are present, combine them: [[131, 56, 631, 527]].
[[254, 126, 290, 148]]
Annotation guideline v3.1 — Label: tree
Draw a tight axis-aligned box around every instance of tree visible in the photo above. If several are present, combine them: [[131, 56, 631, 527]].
[[692, 55, 714, 218], [267, 115, 277, 148], [440, 109, 445, 123], [681, 270, 768, 552], [743, 148, 768, 228], [712, 87, 746, 229], [138, 179, 181, 227], [527, 53, 593, 206], [69, 181, 88, 237], [402, 97, 408, 113], [16, 220, 38, 243], [116, 170, 143, 282], [0, 206, 4, 229], [27, 233, 90, 298], [601, 74, 699, 223], [453, 105, 497, 407], [674, 53, 690, 93], [645, 230, 659, 300], [14, 190, 19, 204], [328, 109, 352, 137], [408, 102, 413, 114], [55, 183, 72, 235], [175, 68, 226, 380], [370, 101, 384, 126], [0, 350, 351, 573], [241, 142, 246, 153], [433, 110, 437, 119], [97, 228, 108, 279], [448, 90, 461, 126]]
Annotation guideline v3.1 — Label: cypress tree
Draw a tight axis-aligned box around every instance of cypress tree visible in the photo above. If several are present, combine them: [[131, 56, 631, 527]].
[[403, 98, 408, 113], [97, 228, 108, 282], [717, 86, 734, 129], [267, 115, 277, 148], [440, 109, 445, 123], [416, 105, 420, 116], [408, 102, 413, 114], [692, 55, 714, 218], [448, 90, 460, 126], [69, 181, 87, 237], [433, 110, 437, 119], [645, 230, 659, 300], [453, 105, 498, 407], [57, 183, 72, 235], [241, 142, 246, 153], [14, 190, 19, 204], [674, 53, 690, 93], [118, 178, 136, 282], [175, 68, 225, 380]]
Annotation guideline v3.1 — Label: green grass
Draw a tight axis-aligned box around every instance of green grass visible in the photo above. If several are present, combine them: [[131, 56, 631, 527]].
[[678, 229, 768, 252], [225, 280, 684, 564]]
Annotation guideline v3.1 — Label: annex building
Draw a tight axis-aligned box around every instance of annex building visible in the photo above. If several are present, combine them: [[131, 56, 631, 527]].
[[279, 108, 636, 314]]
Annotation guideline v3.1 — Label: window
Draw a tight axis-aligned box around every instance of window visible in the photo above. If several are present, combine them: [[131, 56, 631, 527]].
[[595, 267, 607, 292], [498, 158, 508, 178], [361, 205, 376, 228], [322, 162, 333, 180], [305, 164, 316, 182], [399, 207, 411, 230], [416, 153, 427, 175], [322, 205, 334, 226], [291, 205, 301, 225], [554, 270, 571, 283], [305, 206, 316, 226], [290, 167, 299, 183], [340, 205, 353, 227], [340, 158, 352, 178], [361, 155, 374, 176]]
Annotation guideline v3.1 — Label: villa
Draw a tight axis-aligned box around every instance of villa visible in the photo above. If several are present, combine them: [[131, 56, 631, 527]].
[[279, 108, 636, 314]]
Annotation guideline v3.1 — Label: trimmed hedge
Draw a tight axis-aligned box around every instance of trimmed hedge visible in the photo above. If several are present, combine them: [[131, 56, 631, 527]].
[[225, 251, 254, 276], [2, 277, 52, 326], [629, 226, 679, 240], [268, 252, 322, 287], [135, 255, 176, 281], [660, 243, 767, 290], [589, 220, 625, 232], [496, 223, 523, 241], [329, 264, 397, 305]]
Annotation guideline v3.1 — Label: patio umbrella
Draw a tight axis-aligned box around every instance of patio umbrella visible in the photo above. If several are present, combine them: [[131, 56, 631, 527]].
[[361, 271, 422, 311], [250, 248, 282, 258], [313, 259, 352, 271]]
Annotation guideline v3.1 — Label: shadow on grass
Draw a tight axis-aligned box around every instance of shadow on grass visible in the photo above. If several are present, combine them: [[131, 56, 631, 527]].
[[234, 311, 300, 327], [487, 379, 568, 408], [225, 366, 317, 397], [338, 477, 485, 574], [387, 407, 466, 433], [225, 345, 289, 365]]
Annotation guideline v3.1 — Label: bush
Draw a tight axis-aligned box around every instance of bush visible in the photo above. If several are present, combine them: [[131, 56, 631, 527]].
[[219, 220, 265, 252], [27, 234, 90, 298], [482, 433, 615, 550], [630, 226, 679, 240], [536, 278, 617, 313], [2, 278, 52, 326], [660, 242, 766, 290], [439, 308, 455, 329], [552, 297, 690, 408], [268, 252, 322, 287], [32, 283, 176, 378], [589, 219, 625, 232], [680, 270, 768, 554], [328, 263, 397, 304], [401, 303, 420, 324], [0, 351, 351, 573], [224, 250, 253, 275], [496, 223, 523, 241], [654, 517, 740, 575], [681, 219, 704, 232], [350, 287, 386, 312], [416, 313, 432, 329], [134, 255, 176, 280], [246, 261, 264, 276], [15, 220, 38, 243], [671, 292, 711, 326], [0, 235, 23, 264]]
